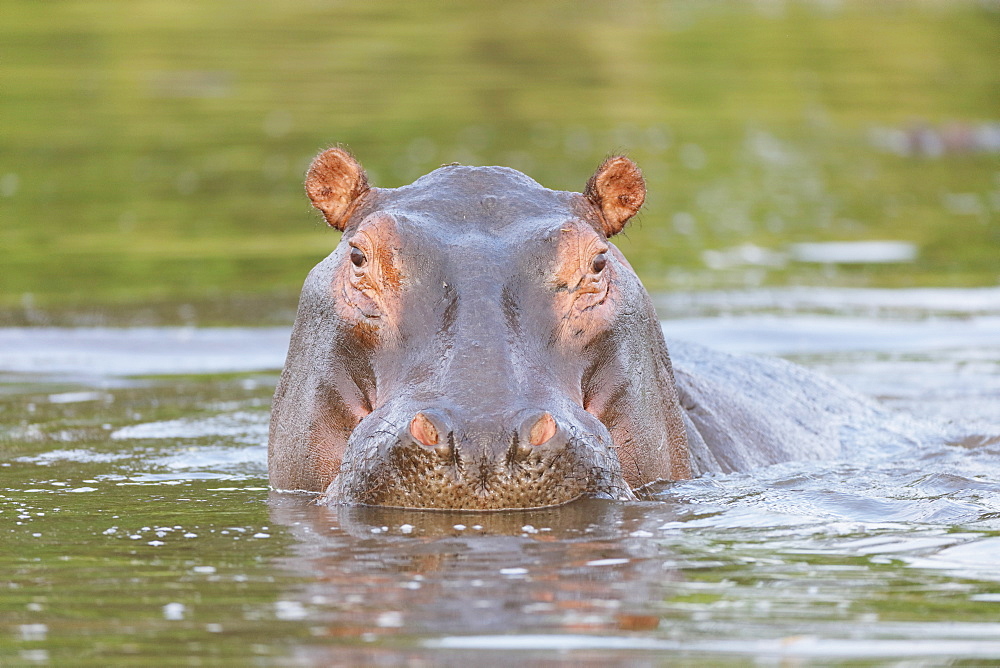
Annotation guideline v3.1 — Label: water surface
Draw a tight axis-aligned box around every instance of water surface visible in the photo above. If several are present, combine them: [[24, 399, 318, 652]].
[[2, 288, 999, 665]]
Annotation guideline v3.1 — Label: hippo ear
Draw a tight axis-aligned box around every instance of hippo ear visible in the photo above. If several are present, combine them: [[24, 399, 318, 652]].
[[305, 147, 370, 230], [584, 156, 646, 237]]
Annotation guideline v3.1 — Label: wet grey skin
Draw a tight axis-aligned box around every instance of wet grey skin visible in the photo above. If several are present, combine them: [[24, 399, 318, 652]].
[[269, 148, 858, 510]]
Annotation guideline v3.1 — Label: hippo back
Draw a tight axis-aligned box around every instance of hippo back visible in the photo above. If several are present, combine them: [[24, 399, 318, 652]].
[[667, 338, 902, 475]]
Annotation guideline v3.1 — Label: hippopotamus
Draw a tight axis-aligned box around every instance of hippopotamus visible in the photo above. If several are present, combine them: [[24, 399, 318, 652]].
[[269, 147, 885, 509]]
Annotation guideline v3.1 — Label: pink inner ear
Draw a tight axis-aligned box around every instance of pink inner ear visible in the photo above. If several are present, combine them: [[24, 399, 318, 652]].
[[305, 147, 369, 230], [584, 156, 645, 237]]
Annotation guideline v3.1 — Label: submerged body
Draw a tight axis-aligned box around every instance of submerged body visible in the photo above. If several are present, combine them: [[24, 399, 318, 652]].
[[269, 149, 865, 509]]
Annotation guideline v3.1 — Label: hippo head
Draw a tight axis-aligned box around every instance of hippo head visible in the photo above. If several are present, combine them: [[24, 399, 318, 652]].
[[269, 148, 691, 509]]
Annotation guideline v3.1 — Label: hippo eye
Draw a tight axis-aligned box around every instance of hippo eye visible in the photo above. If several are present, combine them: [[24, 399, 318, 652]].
[[350, 246, 367, 267], [591, 253, 608, 273]]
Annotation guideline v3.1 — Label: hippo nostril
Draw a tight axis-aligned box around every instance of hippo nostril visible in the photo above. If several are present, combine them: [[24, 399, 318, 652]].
[[529, 412, 558, 446], [409, 411, 453, 459], [410, 412, 439, 447], [511, 411, 561, 462]]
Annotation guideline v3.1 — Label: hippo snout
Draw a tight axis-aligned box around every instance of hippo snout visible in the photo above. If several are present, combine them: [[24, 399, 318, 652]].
[[322, 406, 636, 510]]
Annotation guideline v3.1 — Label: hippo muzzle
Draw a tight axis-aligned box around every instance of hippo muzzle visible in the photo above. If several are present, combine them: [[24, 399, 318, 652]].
[[323, 403, 635, 509], [268, 147, 693, 510]]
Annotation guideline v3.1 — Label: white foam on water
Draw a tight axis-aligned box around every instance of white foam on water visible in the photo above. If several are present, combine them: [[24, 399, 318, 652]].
[[657, 285, 1000, 316], [663, 314, 1000, 356], [424, 633, 1000, 658], [111, 411, 269, 443], [789, 241, 918, 264], [0, 327, 290, 376], [15, 448, 130, 465], [152, 445, 266, 473]]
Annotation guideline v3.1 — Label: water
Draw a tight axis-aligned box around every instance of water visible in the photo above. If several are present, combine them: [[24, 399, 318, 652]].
[[3, 2, 996, 662], [2, 288, 999, 665]]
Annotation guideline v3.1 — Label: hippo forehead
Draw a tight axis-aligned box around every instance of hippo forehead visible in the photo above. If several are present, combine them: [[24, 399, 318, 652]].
[[371, 165, 587, 237]]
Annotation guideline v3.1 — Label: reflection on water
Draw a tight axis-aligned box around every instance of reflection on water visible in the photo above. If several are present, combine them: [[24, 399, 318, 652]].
[[2, 289, 1000, 664]]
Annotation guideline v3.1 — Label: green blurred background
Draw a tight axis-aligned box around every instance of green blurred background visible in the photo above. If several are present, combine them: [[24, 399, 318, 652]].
[[2, 0, 998, 324]]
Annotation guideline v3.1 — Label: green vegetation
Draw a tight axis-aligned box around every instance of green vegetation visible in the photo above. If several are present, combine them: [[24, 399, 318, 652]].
[[2, 0, 998, 322]]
